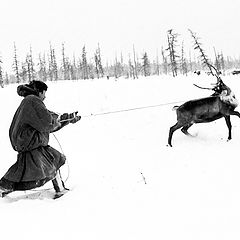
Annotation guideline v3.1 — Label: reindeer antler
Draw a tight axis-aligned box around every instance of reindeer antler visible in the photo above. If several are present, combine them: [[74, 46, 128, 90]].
[[207, 63, 222, 83], [193, 84, 214, 90]]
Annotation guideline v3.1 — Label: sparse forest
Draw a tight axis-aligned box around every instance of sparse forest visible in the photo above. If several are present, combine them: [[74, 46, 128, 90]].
[[1, 29, 240, 85]]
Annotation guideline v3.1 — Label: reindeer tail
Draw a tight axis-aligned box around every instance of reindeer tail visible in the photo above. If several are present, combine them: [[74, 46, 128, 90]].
[[172, 106, 179, 111]]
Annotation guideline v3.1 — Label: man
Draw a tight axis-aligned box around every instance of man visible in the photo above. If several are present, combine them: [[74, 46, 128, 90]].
[[0, 80, 81, 198]]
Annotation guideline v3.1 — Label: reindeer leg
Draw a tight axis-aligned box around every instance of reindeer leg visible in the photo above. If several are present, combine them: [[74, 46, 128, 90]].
[[226, 109, 240, 140], [229, 110, 240, 118], [181, 123, 193, 136], [168, 122, 183, 147], [224, 115, 232, 140]]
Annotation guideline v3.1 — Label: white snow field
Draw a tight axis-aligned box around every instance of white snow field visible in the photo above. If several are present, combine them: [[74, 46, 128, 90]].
[[1, 74, 240, 240]]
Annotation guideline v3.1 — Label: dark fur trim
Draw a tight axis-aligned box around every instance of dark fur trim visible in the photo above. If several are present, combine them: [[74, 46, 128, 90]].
[[17, 84, 38, 97]]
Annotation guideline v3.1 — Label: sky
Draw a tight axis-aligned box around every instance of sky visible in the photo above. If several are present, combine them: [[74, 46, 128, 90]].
[[0, 0, 240, 72]]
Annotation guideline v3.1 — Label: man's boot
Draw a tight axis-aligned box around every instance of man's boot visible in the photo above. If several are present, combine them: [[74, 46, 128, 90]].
[[52, 171, 69, 199], [0, 186, 13, 198]]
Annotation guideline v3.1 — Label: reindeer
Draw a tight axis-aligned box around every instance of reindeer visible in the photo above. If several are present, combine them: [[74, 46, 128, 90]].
[[168, 79, 240, 147]]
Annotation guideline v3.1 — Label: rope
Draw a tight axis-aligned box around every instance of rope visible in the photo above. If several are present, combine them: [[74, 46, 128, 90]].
[[52, 133, 70, 183], [82, 100, 186, 118]]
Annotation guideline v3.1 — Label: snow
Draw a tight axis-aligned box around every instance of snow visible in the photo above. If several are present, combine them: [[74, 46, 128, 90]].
[[1, 74, 240, 240]]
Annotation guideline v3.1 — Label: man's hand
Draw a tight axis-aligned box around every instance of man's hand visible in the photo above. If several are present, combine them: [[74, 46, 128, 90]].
[[59, 111, 81, 123], [70, 115, 81, 123]]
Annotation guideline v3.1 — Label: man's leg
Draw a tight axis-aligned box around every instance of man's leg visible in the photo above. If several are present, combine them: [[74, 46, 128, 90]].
[[0, 178, 14, 197], [52, 171, 65, 192]]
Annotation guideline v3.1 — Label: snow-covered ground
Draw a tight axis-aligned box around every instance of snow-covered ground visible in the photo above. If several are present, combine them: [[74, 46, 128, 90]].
[[1, 74, 240, 240]]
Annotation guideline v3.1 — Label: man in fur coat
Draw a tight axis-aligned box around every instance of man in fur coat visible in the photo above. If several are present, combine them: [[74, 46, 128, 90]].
[[0, 80, 81, 198]]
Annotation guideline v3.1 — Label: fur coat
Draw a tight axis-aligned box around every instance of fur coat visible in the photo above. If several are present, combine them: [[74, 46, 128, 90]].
[[0, 85, 66, 191]]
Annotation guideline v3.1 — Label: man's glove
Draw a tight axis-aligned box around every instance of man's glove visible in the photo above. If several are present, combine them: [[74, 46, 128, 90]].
[[59, 113, 70, 122], [59, 111, 81, 124], [70, 115, 81, 123], [69, 111, 81, 123]]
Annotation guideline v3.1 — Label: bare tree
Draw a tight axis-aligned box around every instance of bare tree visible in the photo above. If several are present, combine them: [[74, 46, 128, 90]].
[[26, 55, 32, 82], [38, 53, 48, 81], [77, 58, 83, 79], [52, 48, 58, 81], [29, 46, 36, 80], [188, 50, 193, 73], [219, 52, 225, 74], [128, 54, 135, 79], [82, 46, 89, 80], [214, 48, 225, 74], [155, 49, 160, 75], [142, 52, 151, 77], [48, 43, 54, 81], [0, 55, 3, 88], [13, 42, 20, 83], [62, 43, 69, 80], [161, 46, 168, 75], [19, 61, 27, 83], [94, 43, 104, 78], [70, 54, 77, 80], [180, 41, 188, 75], [166, 29, 179, 77], [133, 45, 138, 79], [49, 43, 58, 81], [94, 52, 100, 79]]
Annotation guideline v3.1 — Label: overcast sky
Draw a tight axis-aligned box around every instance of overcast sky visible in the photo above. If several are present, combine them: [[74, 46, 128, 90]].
[[0, 0, 240, 72]]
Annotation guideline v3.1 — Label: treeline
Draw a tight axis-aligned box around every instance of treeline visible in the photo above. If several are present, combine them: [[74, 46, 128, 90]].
[[1, 29, 240, 86]]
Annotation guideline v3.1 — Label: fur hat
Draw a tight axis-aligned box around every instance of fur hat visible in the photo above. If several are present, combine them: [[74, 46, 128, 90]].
[[17, 81, 48, 97]]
